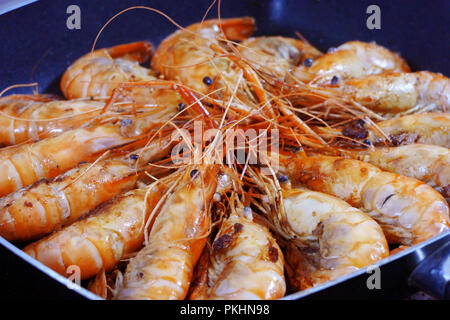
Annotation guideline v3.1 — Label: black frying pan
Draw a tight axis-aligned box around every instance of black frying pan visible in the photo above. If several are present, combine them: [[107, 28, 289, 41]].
[[0, 0, 449, 300]]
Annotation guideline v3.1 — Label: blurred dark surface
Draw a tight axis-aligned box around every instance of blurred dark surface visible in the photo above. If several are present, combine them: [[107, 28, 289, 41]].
[[0, 0, 449, 300]]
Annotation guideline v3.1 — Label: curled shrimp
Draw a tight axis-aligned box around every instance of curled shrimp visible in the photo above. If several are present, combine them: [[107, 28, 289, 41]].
[[116, 165, 230, 300], [190, 197, 286, 300], [0, 135, 175, 242], [282, 188, 387, 289], [61, 41, 155, 100], [348, 144, 450, 201], [247, 170, 387, 289], [283, 154, 449, 245], [0, 94, 105, 146], [338, 71, 450, 117], [294, 41, 410, 84], [238, 36, 322, 80], [23, 179, 170, 279], [152, 17, 255, 94]]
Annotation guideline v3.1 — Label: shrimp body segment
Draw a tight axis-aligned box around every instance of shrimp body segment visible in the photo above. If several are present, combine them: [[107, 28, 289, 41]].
[[278, 188, 388, 289], [354, 144, 450, 200], [285, 155, 449, 245], [340, 72, 450, 116], [24, 184, 167, 279], [0, 95, 104, 146], [117, 166, 222, 300], [152, 17, 255, 93], [61, 41, 155, 99], [297, 41, 410, 84], [191, 213, 286, 300]]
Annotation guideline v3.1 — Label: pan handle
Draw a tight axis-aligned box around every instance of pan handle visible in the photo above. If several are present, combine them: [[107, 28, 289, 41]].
[[408, 241, 450, 299]]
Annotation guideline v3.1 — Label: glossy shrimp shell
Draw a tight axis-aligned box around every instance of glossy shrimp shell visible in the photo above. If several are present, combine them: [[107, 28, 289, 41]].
[[116, 166, 220, 300], [0, 124, 132, 197], [238, 36, 322, 80], [354, 144, 450, 200], [24, 183, 167, 279], [0, 159, 137, 242], [339, 71, 450, 116], [190, 212, 286, 300], [61, 41, 155, 100], [297, 41, 410, 84], [277, 188, 388, 289], [0, 95, 104, 146], [368, 113, 450, 148], [152, 17, 255, 94], [285, 155, 449, 245]]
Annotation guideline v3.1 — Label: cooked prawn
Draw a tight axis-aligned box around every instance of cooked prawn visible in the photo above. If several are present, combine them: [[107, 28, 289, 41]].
[[283, 154, 449, 245], [349, 144, 450, 200], [338, 71, 449, 117], [0, 95, 105, 146], [116, 165, 229, 300], [190, 198, 286, 300], [294, 41, 410, 85], [61, 41, 155, 100], [152, 17, 255, 94], [23, 180, 169, 279], [0, 135, 175, 242]]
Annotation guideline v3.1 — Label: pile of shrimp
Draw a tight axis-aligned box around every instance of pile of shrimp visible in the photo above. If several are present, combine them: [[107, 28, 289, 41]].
[[0, 6, 448, 300]]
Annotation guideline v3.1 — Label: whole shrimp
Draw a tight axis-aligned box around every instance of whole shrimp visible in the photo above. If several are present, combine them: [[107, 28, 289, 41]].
[[0, 94, 105, 146], [116, 165, 231, 300], [247, 170, 387, 289], [283, 154, 449, 245], [238, 36, 322, 80], [294, 41, 410, 85], [61, 41, 155, 100], [0, 135, 175, 242], [190, 197, 286, 300], [23, 178, 171, 279], [347, 144, 450, 200], [338, 71, 450, 117], [152, 17, 255, 94]]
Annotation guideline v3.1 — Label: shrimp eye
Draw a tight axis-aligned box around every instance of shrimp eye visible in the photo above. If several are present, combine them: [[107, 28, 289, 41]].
[[190, 169, 199, 179], [178, 102, 186, 111], [130, 154, 139, 160], [303, 58, 313, 67], [120, 118, 133, 127], [278, 175, 289, 183], [331, 75, 339, 85], [293, 146, 303, 153], [203, 76, 213, 85]]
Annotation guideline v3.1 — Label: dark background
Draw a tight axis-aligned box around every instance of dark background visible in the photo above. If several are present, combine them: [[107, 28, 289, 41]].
[[0, 0, 448, 96]]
